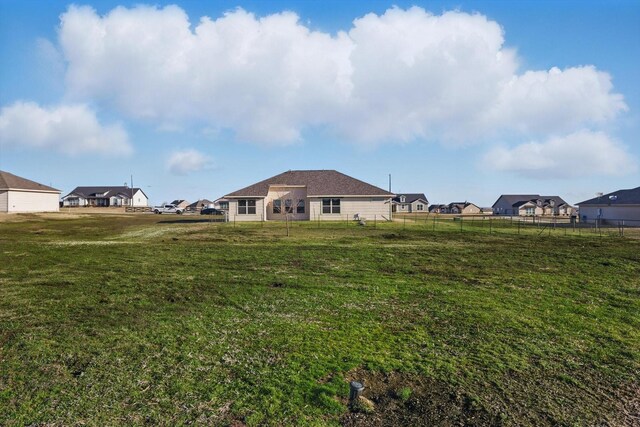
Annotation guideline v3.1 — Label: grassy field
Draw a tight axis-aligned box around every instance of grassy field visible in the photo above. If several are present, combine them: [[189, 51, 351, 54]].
[[0, 213, 638, 426]]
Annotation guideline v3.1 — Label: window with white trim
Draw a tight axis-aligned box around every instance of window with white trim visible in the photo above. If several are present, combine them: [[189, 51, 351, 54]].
[[273, 199, 281, 214], [284, 199, 293, 214], [238, 199, 256, 215], [297, 199, 305, 214], [416, 204, 424, 211], [322, 198, 340, 214]]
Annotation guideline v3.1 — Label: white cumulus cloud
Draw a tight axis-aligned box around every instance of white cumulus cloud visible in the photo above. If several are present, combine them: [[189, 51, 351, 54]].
[[0, 101, 131, 156], [55, 5, 627, 146], [484, 130, 637, 178], [167, 149, 213, 175], [484, 66, 627, 137]]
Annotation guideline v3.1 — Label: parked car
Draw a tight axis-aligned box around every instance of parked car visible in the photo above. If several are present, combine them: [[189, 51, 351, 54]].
[[200, 207, 223, 215], [153, 204, 184, 214]]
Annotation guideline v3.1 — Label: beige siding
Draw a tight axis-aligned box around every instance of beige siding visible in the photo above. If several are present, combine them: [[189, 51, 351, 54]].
[[518, 205, 544, 216], [462, 204, 481, 214], [0, 191, 7, 212], [266, 186, 309, 221], [228, 198, 266, 222], [396, 203, 410, 212], [411, 201, 427, 212], [6, 190, 59, 212], [558, 206, 574, 216], [309, 197, 392, 221]]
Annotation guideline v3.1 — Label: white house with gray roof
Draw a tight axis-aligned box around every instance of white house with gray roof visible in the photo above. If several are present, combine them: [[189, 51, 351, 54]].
[[577, 186, 640, 223], [0, 170, 60, 213], [62, 186, 148, 207], [224, 170, 395, 222]]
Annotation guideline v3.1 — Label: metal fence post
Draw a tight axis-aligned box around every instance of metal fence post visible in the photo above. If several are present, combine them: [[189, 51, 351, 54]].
[[349, 381, 364, 405]]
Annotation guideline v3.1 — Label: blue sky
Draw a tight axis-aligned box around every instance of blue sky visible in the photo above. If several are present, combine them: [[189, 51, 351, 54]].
[[1, 0, 638, 206]]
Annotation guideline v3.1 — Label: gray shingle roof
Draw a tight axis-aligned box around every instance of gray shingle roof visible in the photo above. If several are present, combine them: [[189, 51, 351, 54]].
[[64, 186, 145, 199], [448, 202, 479, 209], [187, 199, 213, 209], [492, 194, 568, 208], [0, 170, 59, 192], [225, 170, 394, 198], [577, 186, 640, 205], [393, 193, 428, 204]]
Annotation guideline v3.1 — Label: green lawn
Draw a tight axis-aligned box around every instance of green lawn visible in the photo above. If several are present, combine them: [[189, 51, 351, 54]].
[[1, 214, 638, 426]]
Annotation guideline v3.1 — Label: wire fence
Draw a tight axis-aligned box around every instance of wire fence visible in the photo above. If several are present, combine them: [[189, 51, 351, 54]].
[[391, 213, 640, 239], [132, 209, 640, 239], [222, 213, 640, 239]]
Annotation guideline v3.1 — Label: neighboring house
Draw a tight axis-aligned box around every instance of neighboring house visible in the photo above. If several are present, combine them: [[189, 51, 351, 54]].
[[428, 202, 485, 214], [480, 207, 494, 215], [392, 193, 429, 213], [213, 197, 229, 211], [0, 170, 60, 213], [62, 186, 148, 207], [447, 202, 481, 214], [577, 186, 640, 223], [428, 204, 447, 214], [224, 170, 395, 222], [187, 199, 212, 211], [170, 200, 190, 209], [492, 195, 571, 216]]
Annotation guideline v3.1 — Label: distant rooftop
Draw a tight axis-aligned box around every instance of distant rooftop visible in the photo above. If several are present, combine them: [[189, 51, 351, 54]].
[[577, 186, 640, 205]]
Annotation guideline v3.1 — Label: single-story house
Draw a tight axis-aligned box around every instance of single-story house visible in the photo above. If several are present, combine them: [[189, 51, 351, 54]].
[[213, 197, 229, 211], [62, 186, 148, 207], [447, 202, 481, 215], [224, 170, 395, 222], [428, 204, 447, 214], [187, 199, 213, 212], [392, 193, 429, 213], [170, 200, 190, 209], [428, 202, 485, 214], [0, 170, 60, 213], [577, 186, 640, 223], [492, 195, 572, 216]]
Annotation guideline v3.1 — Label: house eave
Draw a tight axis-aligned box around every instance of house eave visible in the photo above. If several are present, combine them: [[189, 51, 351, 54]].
[[309, 194, 395, 198], [577, 203, 640, 207], [224, 195, 266, 199], [1, 187, 60, 194]]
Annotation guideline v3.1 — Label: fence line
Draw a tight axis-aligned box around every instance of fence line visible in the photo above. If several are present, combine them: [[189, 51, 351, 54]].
[[162, 213, 640, 239]]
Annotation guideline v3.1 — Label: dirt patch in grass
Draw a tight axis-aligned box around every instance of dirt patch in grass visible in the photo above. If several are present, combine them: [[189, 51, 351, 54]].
[[618, 385, 640, 427], [341, 370, 499, 426]]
